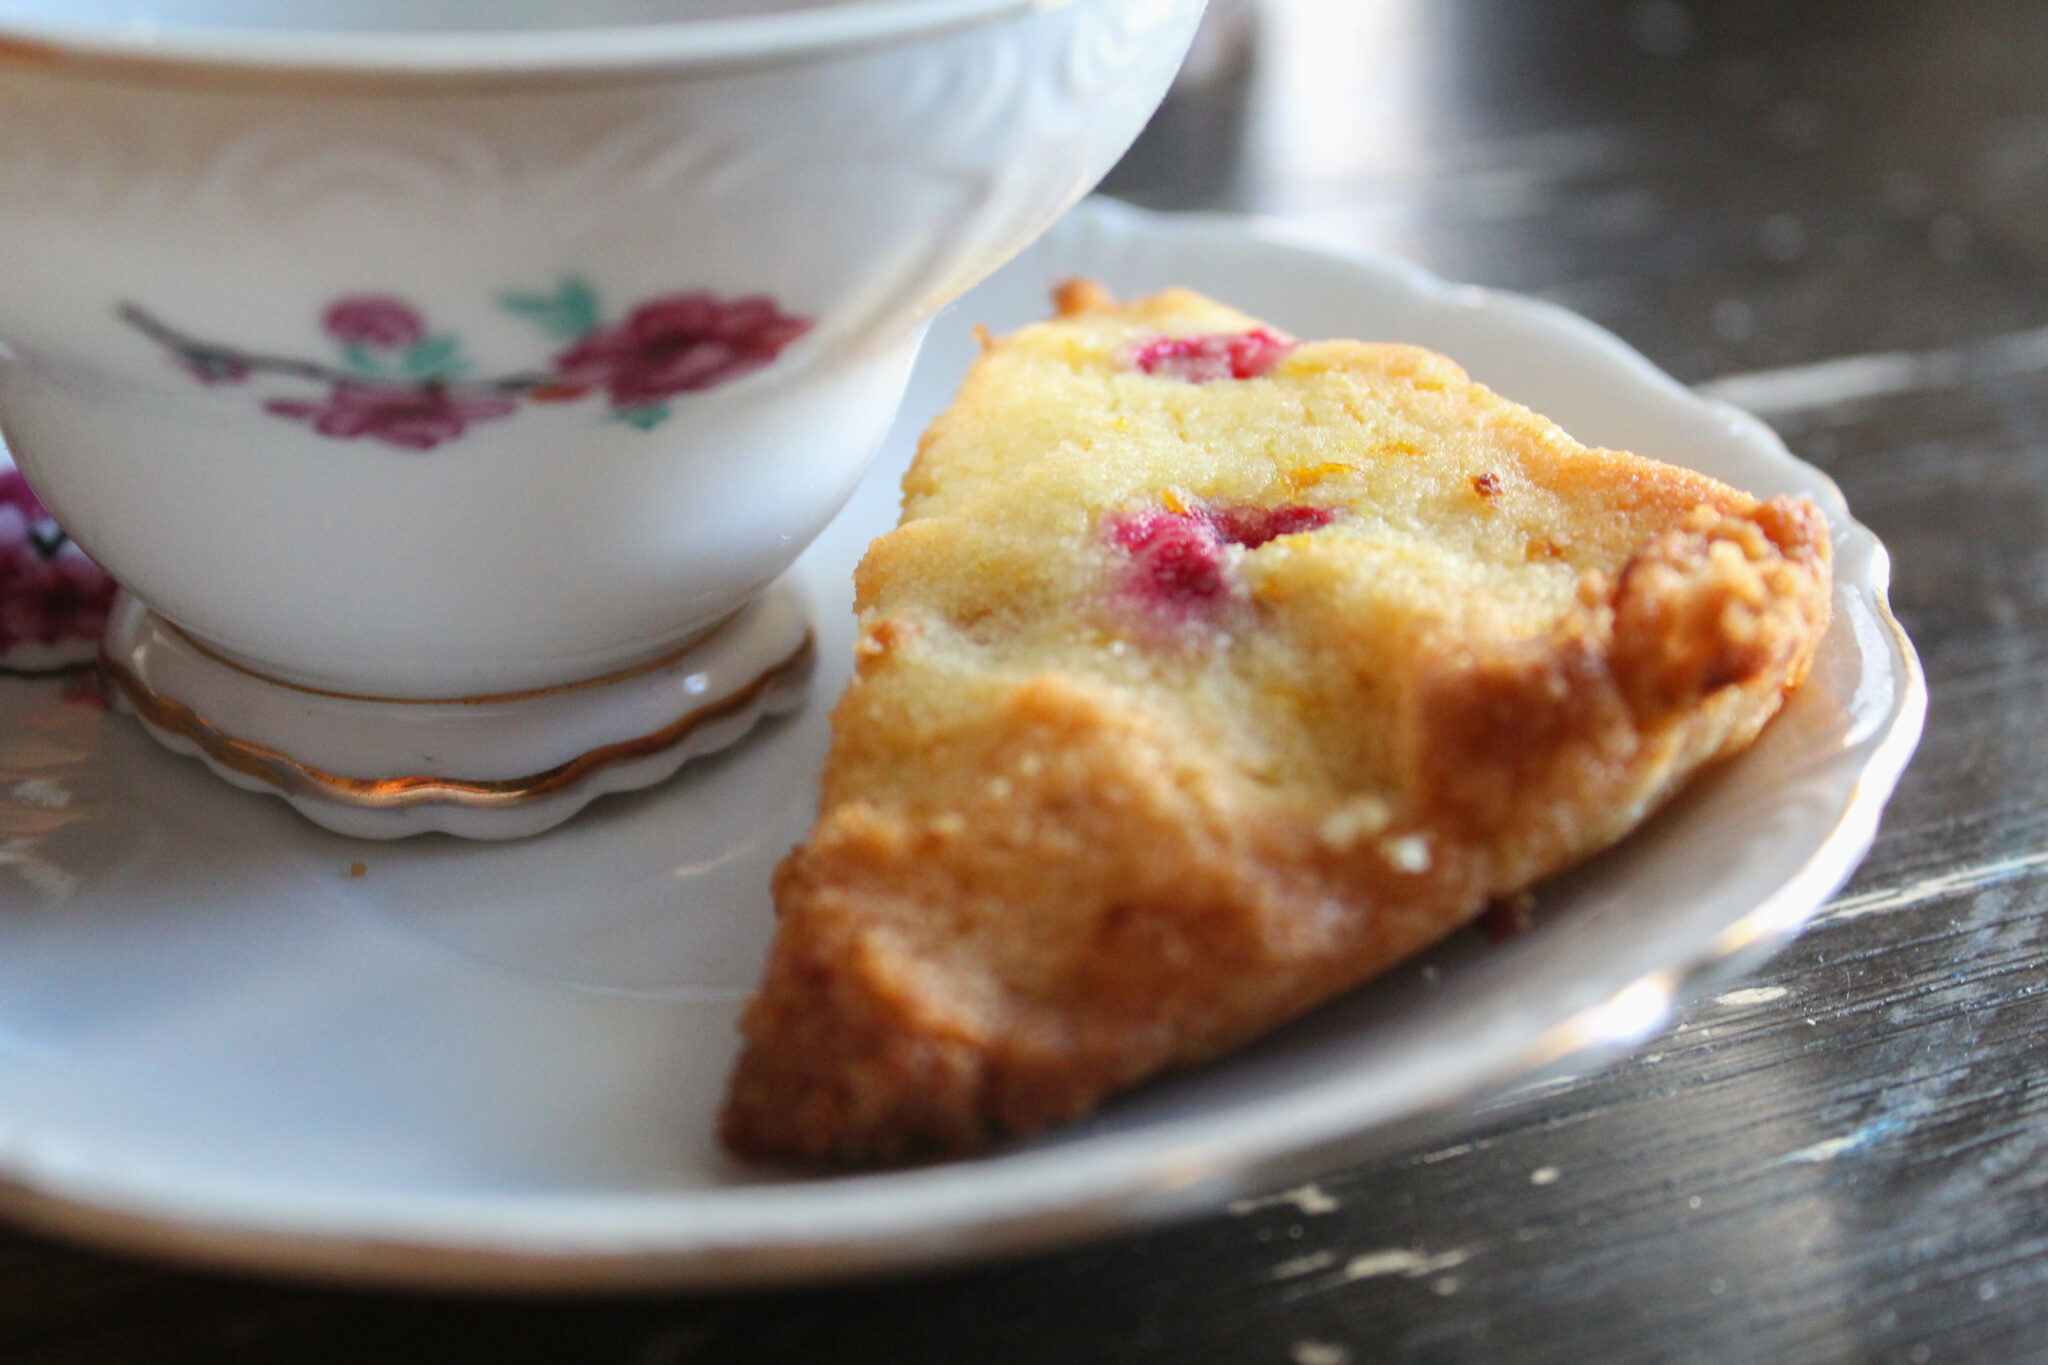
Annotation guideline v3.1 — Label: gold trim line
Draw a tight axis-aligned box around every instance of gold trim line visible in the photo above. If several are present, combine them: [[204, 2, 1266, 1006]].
[[166, 611, 741, 706], [98, 633, 813, 811]]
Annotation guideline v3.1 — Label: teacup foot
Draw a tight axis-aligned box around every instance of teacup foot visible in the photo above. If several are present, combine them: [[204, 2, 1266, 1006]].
[[97, 581, 814, 840]]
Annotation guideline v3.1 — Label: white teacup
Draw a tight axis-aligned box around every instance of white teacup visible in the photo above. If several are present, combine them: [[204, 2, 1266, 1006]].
[[0, 0, 1207, 836]]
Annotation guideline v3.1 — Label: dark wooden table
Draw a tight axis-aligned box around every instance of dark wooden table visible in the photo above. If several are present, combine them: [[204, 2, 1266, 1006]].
[[8, 2, 2047, 1360]]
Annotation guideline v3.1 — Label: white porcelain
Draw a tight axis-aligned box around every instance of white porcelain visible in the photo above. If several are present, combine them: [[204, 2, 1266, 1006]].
[[0, 0, 1206, 699], [99, 580, 813, 838], [0, 201, 1924, 1289]]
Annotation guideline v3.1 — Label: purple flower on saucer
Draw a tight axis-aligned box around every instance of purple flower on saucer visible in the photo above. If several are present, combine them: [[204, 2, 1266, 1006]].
[[0, 469, 117, 666]]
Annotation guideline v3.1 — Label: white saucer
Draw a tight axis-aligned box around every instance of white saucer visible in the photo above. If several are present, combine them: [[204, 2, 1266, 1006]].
[[0, 199, 1923, 1289]]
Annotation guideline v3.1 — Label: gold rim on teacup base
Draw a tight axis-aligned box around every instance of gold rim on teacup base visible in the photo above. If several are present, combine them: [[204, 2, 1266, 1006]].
[[159, 609, 748, 709], [98, 581, 815, 841]]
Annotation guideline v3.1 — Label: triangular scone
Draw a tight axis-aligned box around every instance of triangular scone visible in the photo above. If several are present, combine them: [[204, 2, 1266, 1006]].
[[722, 282, 1832, 1165]]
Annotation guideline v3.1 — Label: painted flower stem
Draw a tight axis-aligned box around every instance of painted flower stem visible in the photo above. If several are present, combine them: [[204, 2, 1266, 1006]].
[[119, 305, 551, 396]]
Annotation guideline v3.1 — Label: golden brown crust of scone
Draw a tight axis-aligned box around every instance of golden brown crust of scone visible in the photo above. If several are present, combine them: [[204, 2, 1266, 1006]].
[[720, 284, 1832, 1167]]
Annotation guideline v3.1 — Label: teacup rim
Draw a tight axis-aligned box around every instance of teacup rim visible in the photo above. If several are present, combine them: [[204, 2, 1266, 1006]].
[[0, 0, 1081, 84]]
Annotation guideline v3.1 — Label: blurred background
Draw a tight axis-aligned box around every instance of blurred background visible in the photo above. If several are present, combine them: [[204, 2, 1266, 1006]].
[[1106, 0, 2048, 381]]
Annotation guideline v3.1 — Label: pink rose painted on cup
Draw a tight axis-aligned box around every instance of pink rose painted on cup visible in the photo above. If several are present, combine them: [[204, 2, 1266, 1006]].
[[553, 293, 814, 410], [323, 296, 427, 351], [265, 383, 520, 452]]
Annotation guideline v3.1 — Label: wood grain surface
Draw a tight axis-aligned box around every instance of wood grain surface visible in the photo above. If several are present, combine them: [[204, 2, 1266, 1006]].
[[6, 2, 2046, 1361]]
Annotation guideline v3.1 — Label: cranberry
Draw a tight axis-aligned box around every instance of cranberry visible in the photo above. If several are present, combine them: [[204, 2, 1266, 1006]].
[[1130, 513, 1233, 608], [1106, 506, 1184, 553], [1133, 329, 1298, 383], [1209, 504, 1336, 548], [1103, 497, 1335, 627]]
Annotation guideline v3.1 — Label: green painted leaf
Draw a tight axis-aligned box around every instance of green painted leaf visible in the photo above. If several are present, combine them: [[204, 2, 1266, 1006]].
[[555, 278, 601, 338], [341, 342, 395, 379], [498, 277, 603, 342], [609, 402, 671, 431], [402, 334, 467, 380]]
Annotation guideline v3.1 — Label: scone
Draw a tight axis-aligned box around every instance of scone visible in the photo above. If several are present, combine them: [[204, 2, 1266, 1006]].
[[721, 282, 1832, 1166]]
